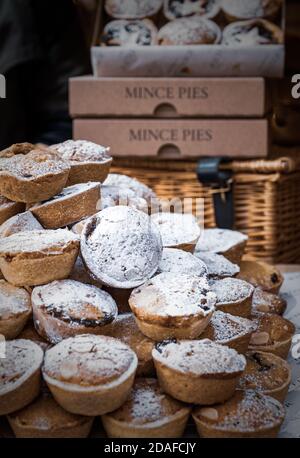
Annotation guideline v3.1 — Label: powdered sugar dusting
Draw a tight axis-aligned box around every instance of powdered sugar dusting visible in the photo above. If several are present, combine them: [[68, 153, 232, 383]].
[[153, 339, 246, 375], [157, 248, 207, 276], [131, 272, 216, 318], [158, 16, 220, 45], [104, 174, 156, 201], [43, 334, 136, 385], [105, 0, 162, 18], [0, 212, 43, 238], [164, 0, 220, 19], [151, 212, 200, 247], [103, 19, 157, 46], [110, 378, 184, 425], [210, 278, 254, 305], [195, 252, 240, 278], [0, 280, 31, 318], [195, 228, 248, 254], [0, 340, 43, 393], [205, 310, 256, 343], [197, 390, 285, 432], [81, 206, 162, 289], [0, 150, 69, 179], [52, 140, 111, 164], [0, 196, 15, 208], [32, 280, 117, 326], [101, 185, 148, 213], [0, 229, 79, 256], [222, 0, 282, 19]]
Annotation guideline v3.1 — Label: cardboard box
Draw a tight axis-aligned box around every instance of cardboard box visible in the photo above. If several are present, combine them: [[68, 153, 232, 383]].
[[91, 1, 285, 78], [73, 118, 269, 158], [69, 77, 268, 118]]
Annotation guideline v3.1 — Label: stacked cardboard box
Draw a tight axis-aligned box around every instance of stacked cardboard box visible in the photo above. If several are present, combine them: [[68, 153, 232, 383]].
[[70, 76, 270, 159]]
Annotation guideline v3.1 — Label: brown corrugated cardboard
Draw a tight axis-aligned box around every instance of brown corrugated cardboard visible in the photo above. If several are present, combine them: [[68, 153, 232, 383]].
[[69, 77, 268, 118], [73, 118, 269, 158]]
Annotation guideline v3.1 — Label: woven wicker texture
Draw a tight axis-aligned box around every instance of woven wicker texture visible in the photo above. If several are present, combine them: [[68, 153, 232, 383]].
[[112, 157, 300, 264]]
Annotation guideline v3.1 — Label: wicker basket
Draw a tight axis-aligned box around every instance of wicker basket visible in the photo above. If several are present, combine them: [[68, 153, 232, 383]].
[[111, 156, 300, 264]]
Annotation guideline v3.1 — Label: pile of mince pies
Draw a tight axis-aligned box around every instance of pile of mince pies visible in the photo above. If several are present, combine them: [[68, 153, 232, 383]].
[[0, 140, 295, 438], [100, 0, 284, 47]]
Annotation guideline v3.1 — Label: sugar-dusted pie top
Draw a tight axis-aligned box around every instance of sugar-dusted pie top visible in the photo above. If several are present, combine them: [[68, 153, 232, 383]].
[[201, 310, 256, 343], [252, 287, 287, 314], [104, 174, 156, 201], [164, 0, 220, 19], [52, 140, 111, 164], [32, 280, 117, 328], [101, 185, 148, 213], [195, 228, 248, 254], [210, 278, 254, 305], [81, 206, 162, 289], [0, 229, 79, 257], [0, 211, 43, 238], [194, 390, 285, 432], [107, 378, 187, 425], [107, 313, 154, 365], [153, 339, 246, 376], [222, 19, 283, 45], [238, 351, 291, 392], [0, 280, 31, 319], [43, 334, 137, 386], [8, 392, 90, 429], [0, 339, 43, 394], [222, 0, 282, 20], [249, 311, 295, 347], [130, 273, 216, 321], [103, 19, 157, 46], [151, 212, 201, 247], [195, 252, 240, 278], [0, 150, 69, 180], [105, 0, 163, 19], [158, 16, 221, 45], [157, 248, 208, 277]]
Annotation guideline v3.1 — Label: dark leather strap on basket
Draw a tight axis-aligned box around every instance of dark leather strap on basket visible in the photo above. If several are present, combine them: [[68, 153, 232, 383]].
[[196, 157, 234, 229]]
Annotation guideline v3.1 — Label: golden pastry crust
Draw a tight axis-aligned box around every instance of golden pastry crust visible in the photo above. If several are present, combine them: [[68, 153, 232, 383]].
[[0, 211, 43, 238], [252, 287, 287, 315], [0, 339, 44, 415], [30, 182, 101, 229], [107, 313, 154, 376], [153, 339, 246, 405], [200, 310, 256, 354], [18, 322, 50, 352], [163, 0, 221, 21], [238, 351, 291, 402], [104, 0, 163, 19], [102, 378, 190, 438], [0, 229, 80, 286], [0, 280, 32, 339], [0, 144, 70, 203], [32, 280, 118, 344], [193, 390, 285, 438], [237, 260, 284, 294], [158, 16, 221, 45], [249, 312, 295, 359], [8, 391, 94, 438], [0, 196, 25, 226], [69, 255, 103, 288], [43, 334, 138, 416], [51, 140, 112, 186], [102, 19, 158, 46], [210, 277, 254, 318], [129, 273, 216, 341]]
